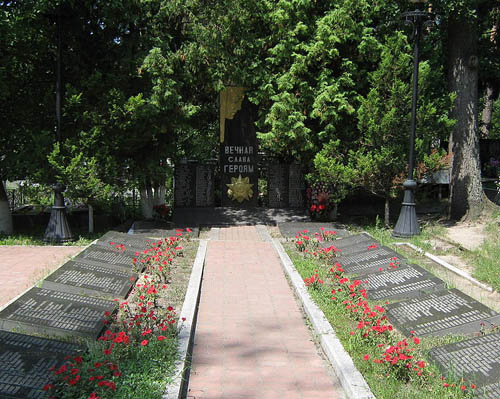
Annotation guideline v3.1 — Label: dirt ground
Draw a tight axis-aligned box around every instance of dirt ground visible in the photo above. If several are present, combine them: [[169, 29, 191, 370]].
[[441, 221, 489, 250]]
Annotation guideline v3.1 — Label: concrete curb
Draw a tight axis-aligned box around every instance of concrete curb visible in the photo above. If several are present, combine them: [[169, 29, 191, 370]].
[[394, 242, 494, 293], [271, 237, 375, 399], [163, 239, 208, 399]]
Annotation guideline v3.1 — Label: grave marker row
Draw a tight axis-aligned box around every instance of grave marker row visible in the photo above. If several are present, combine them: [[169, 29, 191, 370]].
[[300, 228, 500, 395], [0, 229, 168, 396]]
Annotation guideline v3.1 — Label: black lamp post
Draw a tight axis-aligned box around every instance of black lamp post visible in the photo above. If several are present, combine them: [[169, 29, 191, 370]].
[[43, 9, 73, 243], [393, 0, 434, 238]]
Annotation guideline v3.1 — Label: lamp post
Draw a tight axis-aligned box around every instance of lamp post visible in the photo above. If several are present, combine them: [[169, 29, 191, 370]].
[[43, 8, 73, 243], [393, 0, 434, 238]]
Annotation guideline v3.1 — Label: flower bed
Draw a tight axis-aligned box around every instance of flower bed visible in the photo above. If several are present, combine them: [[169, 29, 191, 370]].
[[286, 229, 477, 399], [43, 230, 199, 399]]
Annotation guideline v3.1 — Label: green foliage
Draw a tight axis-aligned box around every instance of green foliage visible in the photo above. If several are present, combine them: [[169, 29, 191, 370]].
[[490, 97, 500, 138], [308, 140, 356, 204], [352, 31, 455, 200], [47, 143, 114, 205]]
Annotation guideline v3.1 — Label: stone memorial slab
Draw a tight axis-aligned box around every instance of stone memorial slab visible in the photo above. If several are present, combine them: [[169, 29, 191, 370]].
[[0, 331, 81, 398], [268, 164, 289, 208], [131, 220, 199, 238], [220, 89, 259, 207], [319, 233, 377, 249], [288, 164, 305, 208], [96, 231, 150, 251], [174, 163, 196, 208], [73, 245, 136, 271], [278, 222, 349, 239], [42, 261, 137, 299], [362, 264, 446, 301], [331, 242, 383, 257], [196, 164, 215, 207], [429, 332, 500, 399], [337, 246, 407, 276], [0, 287, 115, 340], [386, 289, 500, 337], [319, 237, 381, 256]]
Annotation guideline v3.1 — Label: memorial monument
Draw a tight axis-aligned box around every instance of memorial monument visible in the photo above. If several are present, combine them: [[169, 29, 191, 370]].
[[220, 87, 258, 207]]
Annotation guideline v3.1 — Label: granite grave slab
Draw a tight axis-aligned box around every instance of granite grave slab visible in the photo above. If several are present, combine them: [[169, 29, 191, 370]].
[[429, 332, 500, 399], [0, 331, 81, 398], [288, 164, 305, 208], [336, 246, 407, 276], [278, 222, 348, 239], [332, 234, 379, 250], [322, 241, 382, 257], [73, 245, 136, 271], [42, 261, 137, 299], [131, 221, 199, 238], [96, 231, 151, 251], [268, 164, 290, 208], [320, 232, 374, 248], [362, 263, 446, 301], [174, 163, 196, 208], [386, 289, 500, 337], [0, 288, 115, 340]]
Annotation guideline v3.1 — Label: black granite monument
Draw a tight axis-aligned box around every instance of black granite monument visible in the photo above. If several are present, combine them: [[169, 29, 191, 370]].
[[220, 87, 258, 207]]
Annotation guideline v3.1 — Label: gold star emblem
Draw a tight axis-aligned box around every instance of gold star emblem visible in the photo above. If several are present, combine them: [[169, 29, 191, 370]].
[[226, 174, 254, 203]]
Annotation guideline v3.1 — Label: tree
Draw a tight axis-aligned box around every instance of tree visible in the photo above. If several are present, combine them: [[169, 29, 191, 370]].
[[479, 6, 499, 137], [353, 32, 454, 226], [441, 2, 484, 220]]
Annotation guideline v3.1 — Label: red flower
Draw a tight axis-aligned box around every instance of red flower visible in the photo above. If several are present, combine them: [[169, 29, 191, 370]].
[[68, 375, 81, 385], [88, 393, 100, 399], [141, 339, 149, 346], [318, 204, 325, 211], [310, 204, 317, 212], [363, 354, 370, 361], [157, 335, 167, 341]]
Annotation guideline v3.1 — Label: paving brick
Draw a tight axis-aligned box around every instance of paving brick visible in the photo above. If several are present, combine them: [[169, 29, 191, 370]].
[[187, 226, 343, 398]]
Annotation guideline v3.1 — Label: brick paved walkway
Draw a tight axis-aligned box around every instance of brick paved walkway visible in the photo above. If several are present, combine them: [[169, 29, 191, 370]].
[[0, 246, 83, 308], [187, 226, 344, 399]]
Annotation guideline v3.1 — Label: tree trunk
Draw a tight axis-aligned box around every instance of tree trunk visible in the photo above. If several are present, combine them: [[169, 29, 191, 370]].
[[481, 84, 496, 137], [0, 181, 13, 235], [480, 20, 498, 137], [384, 196, 390, 228], [140, 179, 154, 219], [447, 13, 484, 221]]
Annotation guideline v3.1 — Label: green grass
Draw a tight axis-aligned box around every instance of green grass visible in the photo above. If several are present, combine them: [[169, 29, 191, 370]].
[[0, 230, 102, 246], [360, 217, 446, 252], [286, 244, 475, 399], [466, 221, 500, 292]]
